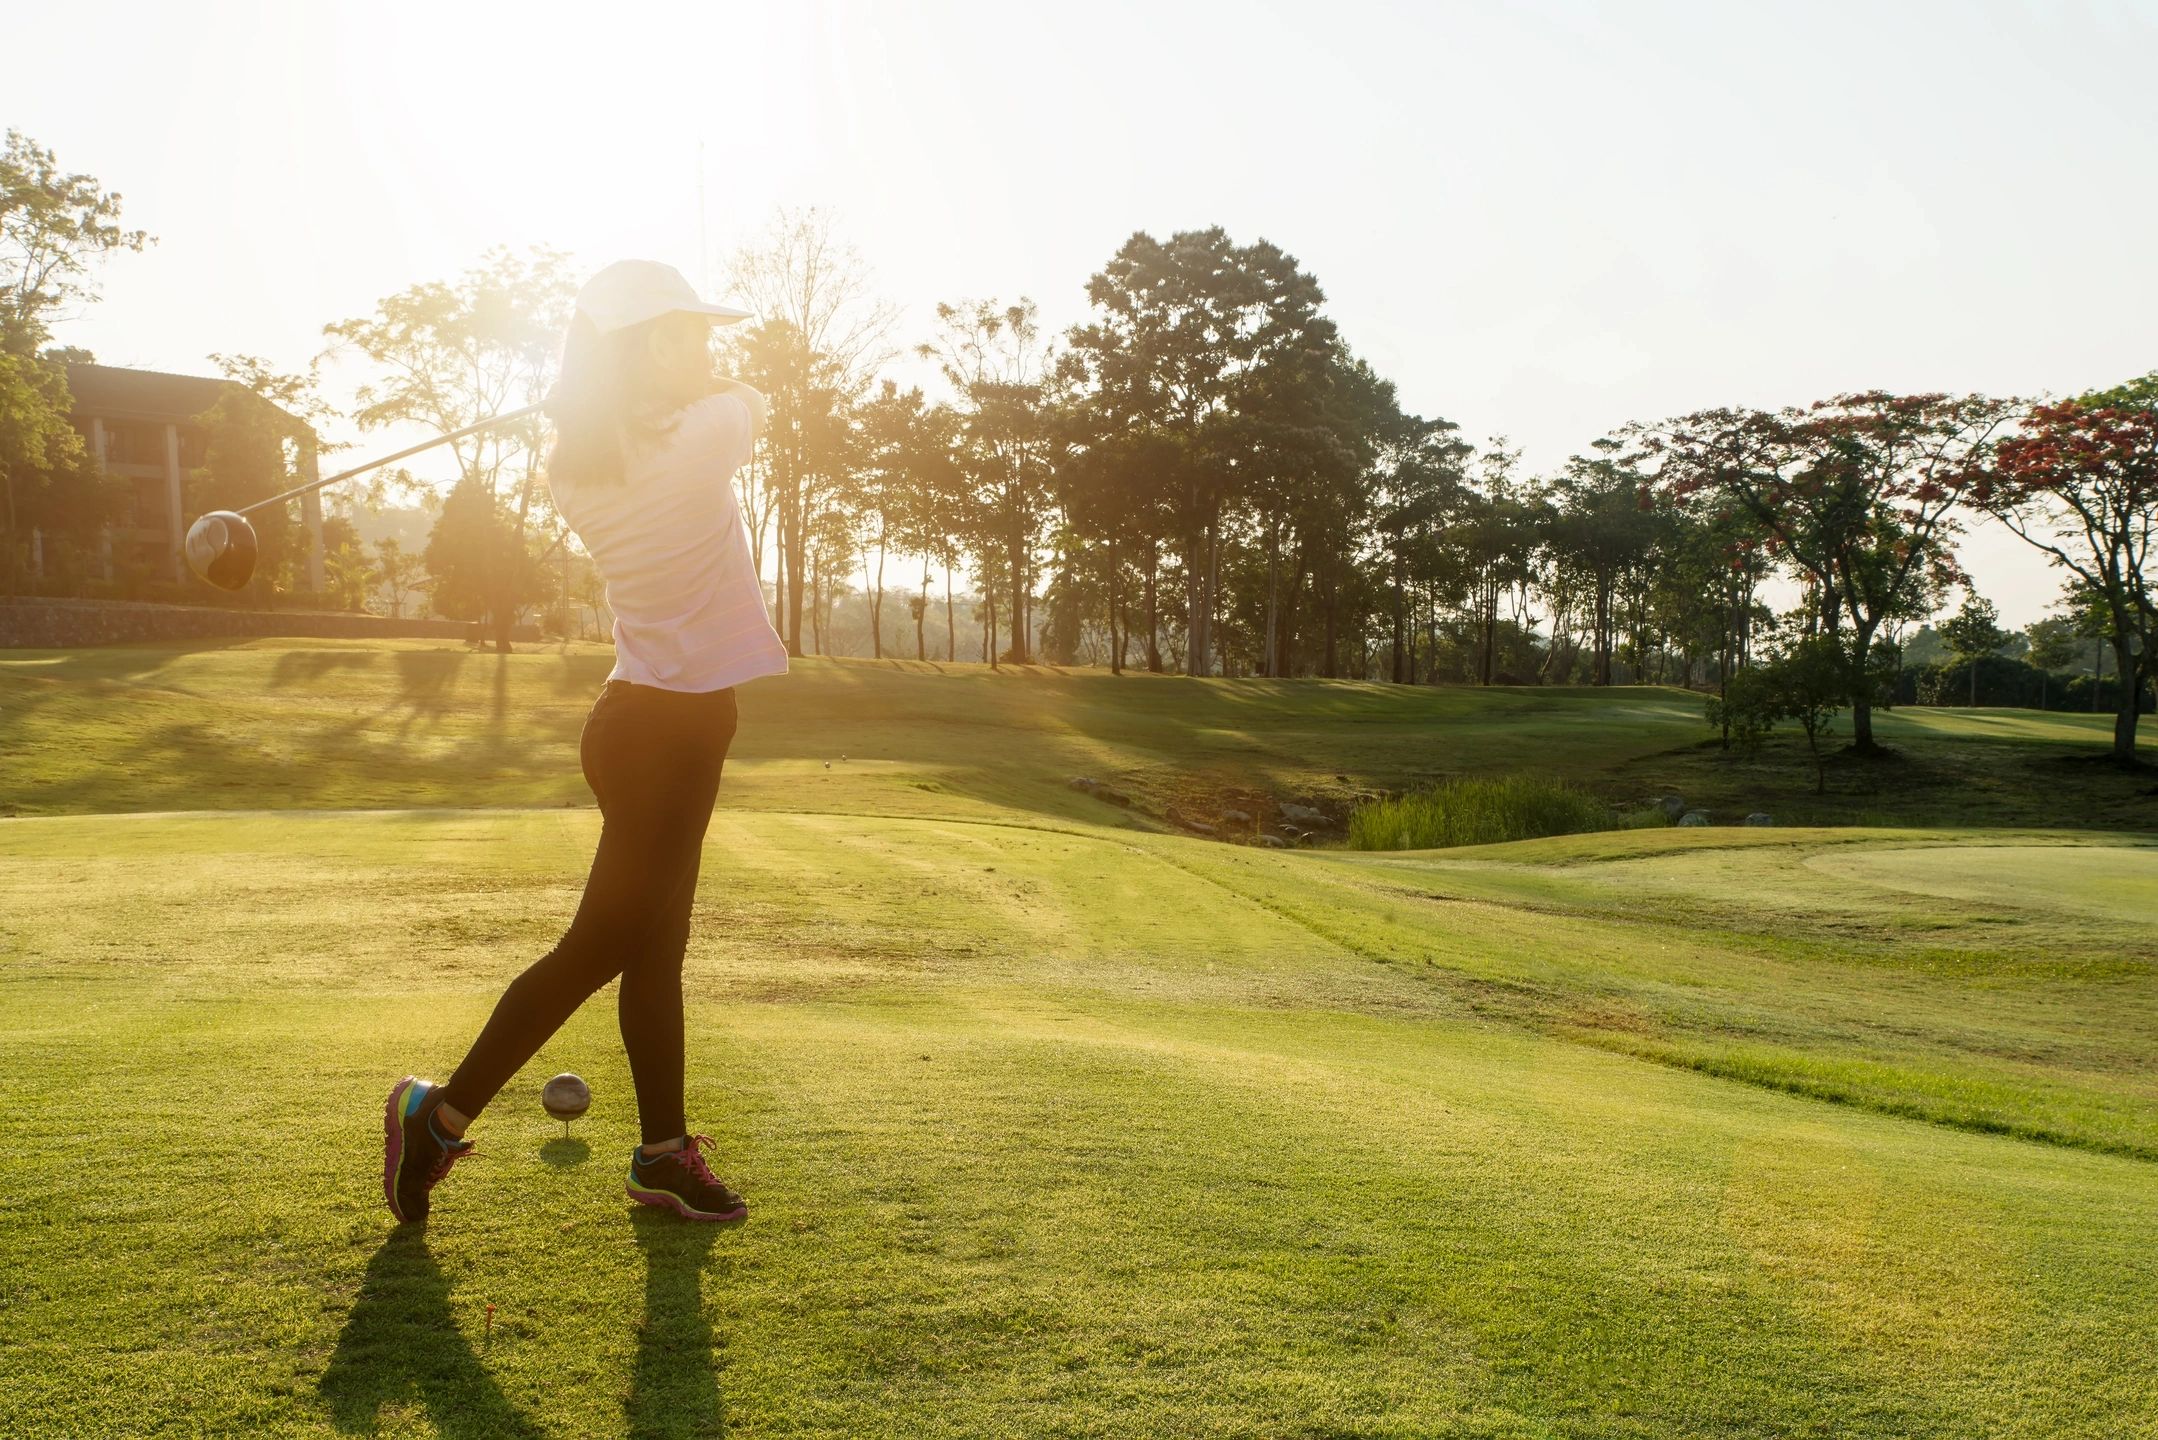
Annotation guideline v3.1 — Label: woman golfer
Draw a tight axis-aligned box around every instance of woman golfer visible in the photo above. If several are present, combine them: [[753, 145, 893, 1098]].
[[383, 260, 785, 1225]]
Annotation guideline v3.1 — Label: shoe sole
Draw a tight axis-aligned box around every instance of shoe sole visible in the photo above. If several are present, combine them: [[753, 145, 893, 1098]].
[[625, 1180, 748, 1224], [383, 1076, 417, 1223]]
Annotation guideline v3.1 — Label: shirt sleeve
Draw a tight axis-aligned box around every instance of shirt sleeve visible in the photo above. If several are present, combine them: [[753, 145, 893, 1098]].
[[697, 393, 754, 474]]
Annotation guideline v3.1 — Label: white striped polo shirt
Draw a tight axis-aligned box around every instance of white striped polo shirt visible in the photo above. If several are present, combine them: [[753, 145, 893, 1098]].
[[549, 393, 789, 694]]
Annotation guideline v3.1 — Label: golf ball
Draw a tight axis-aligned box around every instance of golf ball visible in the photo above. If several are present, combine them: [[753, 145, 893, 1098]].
[[542, 1072, 591, 1121]]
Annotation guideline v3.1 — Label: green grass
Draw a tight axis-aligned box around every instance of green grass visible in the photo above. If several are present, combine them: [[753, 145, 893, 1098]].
[[3, 641, 2156, 1437], [1346, 773, 1654, 849]]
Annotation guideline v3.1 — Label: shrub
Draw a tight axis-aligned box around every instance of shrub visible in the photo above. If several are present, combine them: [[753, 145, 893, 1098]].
[[1701, 638, 1844, 792], [1708, 664, 1781, 753], [1347, 774, 1642, 851]]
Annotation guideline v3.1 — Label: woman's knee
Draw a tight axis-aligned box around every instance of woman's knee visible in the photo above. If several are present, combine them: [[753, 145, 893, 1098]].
[[508, 936, 622, 1009]]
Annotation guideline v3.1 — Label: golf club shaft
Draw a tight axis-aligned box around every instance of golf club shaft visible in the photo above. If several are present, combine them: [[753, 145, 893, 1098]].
[[234, 403, 548, 518]]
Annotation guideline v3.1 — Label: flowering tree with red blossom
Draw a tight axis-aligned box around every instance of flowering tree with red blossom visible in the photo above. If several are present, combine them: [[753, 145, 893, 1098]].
[[1635, 392, 2016, 752], [1967, 377, 2158, 762]]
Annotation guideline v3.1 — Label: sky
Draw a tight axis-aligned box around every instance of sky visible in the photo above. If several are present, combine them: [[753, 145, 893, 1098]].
[[12, 0, 2158, 626]]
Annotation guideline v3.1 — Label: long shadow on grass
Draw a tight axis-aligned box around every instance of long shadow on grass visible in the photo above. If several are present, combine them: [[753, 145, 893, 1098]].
[[625, 1206, 730, 1438], [318, 1228, 544, 1438]]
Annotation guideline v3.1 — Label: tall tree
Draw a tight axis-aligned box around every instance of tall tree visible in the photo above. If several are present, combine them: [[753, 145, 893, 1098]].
[[1549, 441, 1656, 685], [1064, 415, 1180, 673], [2024, 614, 2083, 713], [187, 376, 325, 601], [0, 345, 109, 594], [1457, 442, 1542, 686], [1, 129, 151, 340], [921, 298, 1061, 664], [0, 132, 148, 593], [1939, 592, 2009, 707], [1969, 379, 2158, 760], [728, 208, 896, 656], [324, 247, 572, 650], [1647, 392, 2014, 751], [1231, 346, 1395, 678], [1068, 227, 1336, 675], [849, 380, 956, 659], [372, 536, 422, 618], [424, 475, 531, 631], [1370, 413, 1469, 683]]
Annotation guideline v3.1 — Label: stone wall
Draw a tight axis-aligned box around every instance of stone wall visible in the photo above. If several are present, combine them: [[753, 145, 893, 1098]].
[[0, 598, 542, 649]]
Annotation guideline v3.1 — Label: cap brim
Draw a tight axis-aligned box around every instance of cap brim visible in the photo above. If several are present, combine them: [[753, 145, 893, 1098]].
[[684, 301, 754, 324]]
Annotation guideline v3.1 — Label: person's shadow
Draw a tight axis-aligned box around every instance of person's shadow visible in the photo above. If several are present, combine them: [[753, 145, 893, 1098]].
[[624, 1206, 730, 1438], [318, 1228, 544, 1438]]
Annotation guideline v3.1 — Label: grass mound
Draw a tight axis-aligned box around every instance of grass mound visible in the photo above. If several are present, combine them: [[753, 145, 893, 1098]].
[[1347, 772, 1653, 850]]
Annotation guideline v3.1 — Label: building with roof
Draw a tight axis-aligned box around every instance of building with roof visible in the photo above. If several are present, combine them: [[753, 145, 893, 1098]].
[[59, 362, 323, 591]]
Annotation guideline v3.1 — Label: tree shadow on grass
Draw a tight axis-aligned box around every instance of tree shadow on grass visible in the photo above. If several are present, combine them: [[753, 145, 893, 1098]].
[[318, 1228, 544, 1439], [625, 1206, 731, 1438], [267, 648, 379, 689]]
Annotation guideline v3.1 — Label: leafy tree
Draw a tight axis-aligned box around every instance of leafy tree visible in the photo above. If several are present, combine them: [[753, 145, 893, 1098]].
[[1968, 380, 2158, 760], [803, 503, 857, 655], [0, 133, 148, 593], [728, 208, 897, 656], [1369, 408, 1469, 683], [1705, 662, 1780, 755], [372, 536, 422, 618], [1060, 414, 1180, 673], [1549, 442, 1656, 685], [192, 355, 348, 598], [318, 514, 370, 610], [186, 377, 326, 602], [423, 476, 531, 628], [852, 381, 954, 659], [1713, 636, 1844, 792], [1, 129, 152, 340], [2024, 614, 2082, 712], [1773, 636, 1847, 793], [1939, 592, 2009, 707], [1455, 443, 1544, 685], [0, 343, 110, 593], [1646, 392, 2014, 751], [1068, 227, 1336, 675], [325, 247, 570, 650], [920, 299, 1059, 664]]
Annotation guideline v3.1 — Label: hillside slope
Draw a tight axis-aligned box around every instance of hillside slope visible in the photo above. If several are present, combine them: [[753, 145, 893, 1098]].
[[3, 639, 2151, 828]]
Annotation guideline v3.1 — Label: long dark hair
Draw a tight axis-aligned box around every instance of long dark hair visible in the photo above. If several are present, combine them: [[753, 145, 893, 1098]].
[[544, 312, 688, 489]]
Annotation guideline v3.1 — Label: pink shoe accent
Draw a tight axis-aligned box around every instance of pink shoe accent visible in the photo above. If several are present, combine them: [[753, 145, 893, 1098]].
[[383, 1076, 415, 1221]]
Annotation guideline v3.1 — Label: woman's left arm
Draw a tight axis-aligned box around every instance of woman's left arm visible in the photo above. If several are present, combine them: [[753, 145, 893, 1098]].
[[711, 379, 768, 440]]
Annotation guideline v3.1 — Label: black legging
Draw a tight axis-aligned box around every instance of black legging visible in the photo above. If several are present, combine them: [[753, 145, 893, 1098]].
[[441, 679, 737, 1144]]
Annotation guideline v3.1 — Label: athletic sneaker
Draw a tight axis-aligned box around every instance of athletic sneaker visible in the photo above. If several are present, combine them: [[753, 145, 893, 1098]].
[[383, 1076, 476, 1224], [626, 1135, 748, 1222]]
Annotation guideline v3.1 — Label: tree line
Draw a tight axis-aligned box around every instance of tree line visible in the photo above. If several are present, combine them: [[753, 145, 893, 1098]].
[[5, 131, 2154, 763]]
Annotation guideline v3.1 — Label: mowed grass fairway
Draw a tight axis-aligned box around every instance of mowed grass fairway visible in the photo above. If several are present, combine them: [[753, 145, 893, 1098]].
[[3, 642, 2156, 1437]]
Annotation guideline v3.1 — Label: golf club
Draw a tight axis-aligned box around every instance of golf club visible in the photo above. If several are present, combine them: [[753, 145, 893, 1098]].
[[182, 402, 547, 592]]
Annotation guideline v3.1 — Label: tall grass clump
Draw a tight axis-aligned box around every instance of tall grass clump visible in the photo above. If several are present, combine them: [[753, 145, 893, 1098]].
[[1348, 774, 1640, 850]]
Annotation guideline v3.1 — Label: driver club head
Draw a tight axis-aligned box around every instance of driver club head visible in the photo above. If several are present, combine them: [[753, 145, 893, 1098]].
[[184, 510, 259, 592]]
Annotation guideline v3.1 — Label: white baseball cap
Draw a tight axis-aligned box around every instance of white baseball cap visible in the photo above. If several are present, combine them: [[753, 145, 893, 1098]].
[[574, 259, 752, 333]]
